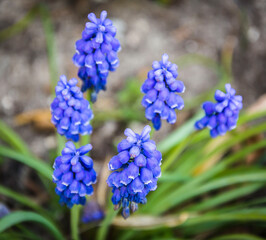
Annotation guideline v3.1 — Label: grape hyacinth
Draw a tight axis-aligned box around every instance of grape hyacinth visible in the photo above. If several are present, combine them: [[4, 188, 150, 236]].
[[50, 75, 93, 142], [195, 83, 243, 138], [81, 200, 105, 223], [73, 10, 121, 102], [107, 125, 162, 219], [53, 142, 97, 208], [141, 53, 185, 130], [0, 203, 9, 219]]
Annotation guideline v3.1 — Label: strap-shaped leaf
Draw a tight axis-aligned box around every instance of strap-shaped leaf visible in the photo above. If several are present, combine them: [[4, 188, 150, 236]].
[[0, 211, 64, 240], [0, 146, 52, 179]]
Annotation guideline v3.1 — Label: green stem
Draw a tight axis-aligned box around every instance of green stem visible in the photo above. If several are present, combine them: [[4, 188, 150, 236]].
[[71, 205, 80, 240]]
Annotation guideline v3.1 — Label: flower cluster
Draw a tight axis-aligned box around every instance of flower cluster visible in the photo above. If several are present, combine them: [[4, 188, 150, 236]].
[[53, 142, 97, 208], [81, 200, 105, 223], [195, 83, 243, 137], [73, 10, 121, 102], [51, 75, 93, 142], [107, 125, 162, 219], [141, 53, 185, 130]]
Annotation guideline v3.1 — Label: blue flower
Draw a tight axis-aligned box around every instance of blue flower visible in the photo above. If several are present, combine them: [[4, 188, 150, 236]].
[[50, 75, 93, 142], [195, 83, 243, 137], [53, 142, 97, 208], [73, 10, 121, 102], [107, 125, 162, 219], [141, 53, 185, 130], [0, 203, 9, 219], [81, 200, 105, 223]]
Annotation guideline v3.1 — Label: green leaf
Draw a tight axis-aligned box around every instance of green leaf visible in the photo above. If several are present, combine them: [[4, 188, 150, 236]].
[[160, 171, 266, 213], [159, 173, 191, 183], [183, 208, 266, 226], [185, 183, 263, 212], [0, 185, 45, 215], [0, 145, 53, 179], [0, 211, 64, 240], [211, 233, 265, 240], [0, 120, 30, 155], [148, 139, 266, 214]]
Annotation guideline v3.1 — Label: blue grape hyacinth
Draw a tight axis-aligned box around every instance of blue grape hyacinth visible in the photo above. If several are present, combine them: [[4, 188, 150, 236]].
[[195, 83, 243, 138], [53, 142, 97, 208], [81, 200, 105, 223], [141, 53, 185, 130], [107, 125, 162, 219], [73, 10, 121, 102], [50, 75, 93, 142]]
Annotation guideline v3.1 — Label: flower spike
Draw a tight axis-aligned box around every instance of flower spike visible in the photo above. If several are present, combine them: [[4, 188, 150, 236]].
[[53, 142, 97, 208], [73, 10, 121, 102], [195, 83, 243, 137], [107, 125, 162, 219], [141, 54, 185, 130], [50, 75, 93, 142]]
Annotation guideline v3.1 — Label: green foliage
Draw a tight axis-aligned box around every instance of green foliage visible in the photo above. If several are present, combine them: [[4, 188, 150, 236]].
[[0, 211, 64, 240], [0, 146, 53, 179]]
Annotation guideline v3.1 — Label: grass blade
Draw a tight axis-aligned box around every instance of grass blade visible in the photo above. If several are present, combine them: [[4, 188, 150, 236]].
[[185, 183, 263, 212], [0, 185, 45, 215], [211, 233, 265, 240], [0, 120, 30, 155], [0, 145, 52, 179], [148, 139, 266, 214], [183, 208, 266, 226], [0, 211, 64, 240]]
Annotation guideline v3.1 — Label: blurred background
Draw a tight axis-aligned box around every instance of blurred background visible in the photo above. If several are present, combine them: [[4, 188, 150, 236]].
[[0, 0, 266, 239]]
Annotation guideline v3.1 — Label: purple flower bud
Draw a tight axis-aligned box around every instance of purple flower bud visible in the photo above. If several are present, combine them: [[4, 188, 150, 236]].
[[131, 177, 144, 193], [117, 151, 130, 164], [109, 156, 122, 170], [117, 139, 132, 152], [140, 168, 153, 184], [129, 146, 140, 158]]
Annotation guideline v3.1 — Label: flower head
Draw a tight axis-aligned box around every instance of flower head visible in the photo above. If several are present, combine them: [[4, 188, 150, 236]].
[[73, 10, 121, 102], [53, 142, 97, 208], [195, 83, 243, 137], [81, 200, 105, 223], [50, 75, 93, 142], [141, 54, 185, 130], [107, 125, 162, 219]]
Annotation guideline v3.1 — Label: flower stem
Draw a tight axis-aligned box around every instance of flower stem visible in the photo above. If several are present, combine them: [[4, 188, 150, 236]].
[[71, 205, 80, 240]]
